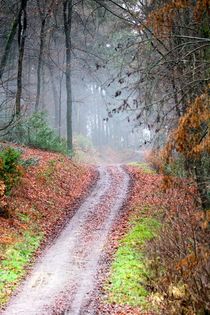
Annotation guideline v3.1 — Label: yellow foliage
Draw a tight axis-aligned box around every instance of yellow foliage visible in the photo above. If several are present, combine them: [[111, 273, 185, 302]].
[[168, 284, 188, 299], [150, 292, 165, 306]]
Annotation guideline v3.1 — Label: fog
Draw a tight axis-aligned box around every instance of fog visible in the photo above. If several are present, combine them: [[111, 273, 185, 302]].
[[0, 1, 151, 163]]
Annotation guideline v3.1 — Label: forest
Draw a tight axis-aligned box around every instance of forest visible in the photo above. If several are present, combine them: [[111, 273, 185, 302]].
[[0, 1, 209, 315]]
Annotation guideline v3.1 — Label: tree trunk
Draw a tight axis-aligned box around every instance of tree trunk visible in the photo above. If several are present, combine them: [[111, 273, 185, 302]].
[[58, 69, 64, 138], [15, 0, 28, 116], [35, 19, 46, 111], [63, 0, 73, 154], [0, 18, 18, 80], [48, 64, 59, 129]]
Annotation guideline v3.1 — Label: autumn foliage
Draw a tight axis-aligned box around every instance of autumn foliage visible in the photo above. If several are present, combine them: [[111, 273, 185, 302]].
[[143, 86, 210, 312], [127, 166, 210, 314], [0, 144, 97, 251], [147, 0, 210, 35], [146, 85, 210, 213], [164, 87, 210, 159]]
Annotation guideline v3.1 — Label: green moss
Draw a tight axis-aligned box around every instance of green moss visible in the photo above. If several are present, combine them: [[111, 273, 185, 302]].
[[0, 231, 43, 306], [107, 214, 160, 307]]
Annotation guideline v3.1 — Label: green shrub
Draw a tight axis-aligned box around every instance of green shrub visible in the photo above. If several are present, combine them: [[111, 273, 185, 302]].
[[7, 112, 67, 154], [0, 147, 23, 193]]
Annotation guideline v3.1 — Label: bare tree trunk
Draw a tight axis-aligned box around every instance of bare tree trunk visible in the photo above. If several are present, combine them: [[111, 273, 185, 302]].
[[0, 18, 19, 80], [48, 64, 59, 129], [35, 19, 46, 111], [58, 69, 64, 138], [35, 0, 57, 111], [63, 0, 73, 153], [27, 54, 31, 101], [15, 0, 28, 116]]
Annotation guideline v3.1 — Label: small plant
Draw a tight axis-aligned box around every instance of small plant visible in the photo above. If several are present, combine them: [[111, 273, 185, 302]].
[[0, 147, 23, 194]]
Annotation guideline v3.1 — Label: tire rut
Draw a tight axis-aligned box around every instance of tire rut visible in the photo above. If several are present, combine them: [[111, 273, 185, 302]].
[[1, 165, 129, 315]]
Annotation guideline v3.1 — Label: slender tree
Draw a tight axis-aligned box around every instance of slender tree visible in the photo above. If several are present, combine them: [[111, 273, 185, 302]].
[[35, 0, 57, 111], [63, 0, 73, 153], [15, 0, 28, 116], [0, 17, 18, 81]]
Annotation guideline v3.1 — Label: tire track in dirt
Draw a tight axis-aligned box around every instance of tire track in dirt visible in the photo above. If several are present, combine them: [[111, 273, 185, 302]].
[[1, 165, 129, 315]]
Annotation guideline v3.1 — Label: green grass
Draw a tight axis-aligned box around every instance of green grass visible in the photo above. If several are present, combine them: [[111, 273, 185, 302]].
[[0, 231, 43, 306], [128, 162, 156, 174], [106, 211, 160, 307]]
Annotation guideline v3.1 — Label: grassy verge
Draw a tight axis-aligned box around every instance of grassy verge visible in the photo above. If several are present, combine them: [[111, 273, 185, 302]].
[[128, 162, 156, 174], [106, 206, 160, 308], [0, 228, 43, 306]]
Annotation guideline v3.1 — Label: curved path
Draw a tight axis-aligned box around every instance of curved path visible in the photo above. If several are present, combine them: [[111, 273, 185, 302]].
[[2, 166, 129, 315]]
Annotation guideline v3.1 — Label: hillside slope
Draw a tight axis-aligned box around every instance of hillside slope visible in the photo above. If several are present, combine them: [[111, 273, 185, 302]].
[[0, 145, 97, 307]]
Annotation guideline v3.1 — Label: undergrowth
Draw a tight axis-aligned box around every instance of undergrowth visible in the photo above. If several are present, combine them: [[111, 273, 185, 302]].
[[0, 228, 43, 306], [0, 147, 23, 194], [106, 206, 160, 308], [6, 112, 68, 154]]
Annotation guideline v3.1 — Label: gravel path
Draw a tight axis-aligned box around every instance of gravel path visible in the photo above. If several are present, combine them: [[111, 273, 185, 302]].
[[1, 166, 129, 315]]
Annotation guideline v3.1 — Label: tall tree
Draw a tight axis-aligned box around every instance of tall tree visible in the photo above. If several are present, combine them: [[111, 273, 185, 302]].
[[35, 0, 58, 111], [15, 0, 28, 116], [63, 0, 73, 153], [0, 16, 18, 81]]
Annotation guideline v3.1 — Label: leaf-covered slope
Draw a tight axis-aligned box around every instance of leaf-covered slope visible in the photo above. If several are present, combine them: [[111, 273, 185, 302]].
[[0, 145, 97, 307]]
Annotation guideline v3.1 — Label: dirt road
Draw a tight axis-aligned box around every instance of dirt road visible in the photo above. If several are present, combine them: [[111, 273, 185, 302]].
[[2, 166, 129, 315]]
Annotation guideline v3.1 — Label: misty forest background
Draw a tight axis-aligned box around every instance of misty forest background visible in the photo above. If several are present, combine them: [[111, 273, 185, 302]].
[[0, 0, 209, 204], [0, 0, 149, 158]]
